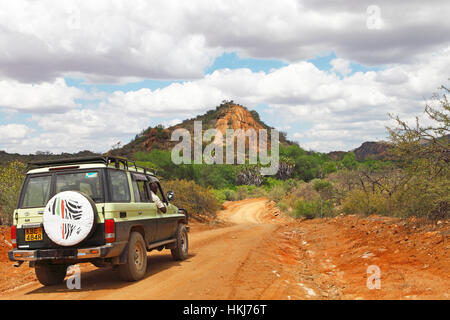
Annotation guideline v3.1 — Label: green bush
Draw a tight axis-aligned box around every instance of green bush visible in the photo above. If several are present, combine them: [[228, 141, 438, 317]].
[[292, 199, 320, 219], [223, 189, 238, 201], [162, 179, 220, 218], [341, 189, 390, 216], [0, 161, 26, 225], [267, 185, 285, 202], [276, 199, 289, 212], [291, 198, 334, 219]]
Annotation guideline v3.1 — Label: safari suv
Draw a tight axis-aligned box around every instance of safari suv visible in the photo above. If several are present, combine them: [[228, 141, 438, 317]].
[[8, 155, 189, 285]]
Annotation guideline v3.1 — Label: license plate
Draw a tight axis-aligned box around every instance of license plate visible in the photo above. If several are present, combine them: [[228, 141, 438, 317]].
[[25, 227, 43, 241]]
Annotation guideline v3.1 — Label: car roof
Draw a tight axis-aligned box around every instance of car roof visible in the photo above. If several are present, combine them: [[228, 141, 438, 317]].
[[26, 155, 157, 178]]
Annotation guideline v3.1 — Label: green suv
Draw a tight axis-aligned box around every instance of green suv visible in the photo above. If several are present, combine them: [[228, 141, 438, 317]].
[[8, 156, 189, 285]]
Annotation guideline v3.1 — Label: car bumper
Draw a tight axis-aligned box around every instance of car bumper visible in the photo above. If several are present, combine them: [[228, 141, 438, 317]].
[[8, 241, 128, 262]]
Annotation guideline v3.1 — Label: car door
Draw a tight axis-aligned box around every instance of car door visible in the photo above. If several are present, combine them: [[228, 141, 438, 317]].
[[130, 173, 158, 244], [105, 169, 139, 243], [152, 182, 178, 240]]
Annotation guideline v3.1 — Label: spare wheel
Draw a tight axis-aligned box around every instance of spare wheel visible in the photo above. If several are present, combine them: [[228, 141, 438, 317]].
[[43, 191, 97, 246]]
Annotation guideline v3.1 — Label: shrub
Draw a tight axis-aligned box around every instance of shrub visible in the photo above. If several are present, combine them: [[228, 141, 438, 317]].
[[212, 189, 227, 204], [162, 179, 220, 218], [223, 189, 238, 201], [292, 199, 320, 219], [267, 185, 285, 202], [276, 199, 289, 212], [0, 161, 26, 225], [236, 185, 250, 200], [291, 198, 334, 219], [341, 189, 390, 216]]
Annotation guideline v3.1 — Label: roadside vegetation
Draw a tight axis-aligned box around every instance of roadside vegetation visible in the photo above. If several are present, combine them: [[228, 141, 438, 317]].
[[0, 161, 26, 225]]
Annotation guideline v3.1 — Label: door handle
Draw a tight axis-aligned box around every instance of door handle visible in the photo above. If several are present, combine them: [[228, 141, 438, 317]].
[[138, 211, 143, 215]]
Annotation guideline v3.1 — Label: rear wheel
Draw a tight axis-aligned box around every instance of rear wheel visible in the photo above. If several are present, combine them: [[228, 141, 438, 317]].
[[119, 232, 148, 281], [171, 223, 188, 261], [35, 262, 68, 286]]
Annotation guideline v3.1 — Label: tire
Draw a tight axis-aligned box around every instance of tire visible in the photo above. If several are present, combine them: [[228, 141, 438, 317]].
[[43, 191, 97, 247], [119, 232, 148, 282], [171, 223, 189, 261], [35, 262, 68, 286]]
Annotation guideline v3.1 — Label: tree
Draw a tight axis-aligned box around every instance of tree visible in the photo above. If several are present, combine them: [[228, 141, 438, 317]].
[[276, 156, 295, 180], [341, 152, 357, 170], [312, 179, 334, 217], [388, 85, 449, 175], [387, 84, 449, 219]]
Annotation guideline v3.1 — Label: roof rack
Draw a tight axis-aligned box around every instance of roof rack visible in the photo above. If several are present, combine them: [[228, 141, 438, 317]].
[[26, 155, 155, 176]]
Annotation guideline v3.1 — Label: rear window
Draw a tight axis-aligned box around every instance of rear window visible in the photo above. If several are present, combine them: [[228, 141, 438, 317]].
[[55, 171, 103, 202], [22, 175, 52, 208]]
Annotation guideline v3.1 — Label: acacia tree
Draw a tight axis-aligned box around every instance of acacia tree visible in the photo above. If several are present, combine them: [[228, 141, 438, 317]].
[[387, 85, 449, 218]]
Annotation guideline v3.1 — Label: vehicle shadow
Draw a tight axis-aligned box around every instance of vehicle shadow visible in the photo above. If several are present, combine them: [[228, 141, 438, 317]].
[[24, 252, 196, 295]]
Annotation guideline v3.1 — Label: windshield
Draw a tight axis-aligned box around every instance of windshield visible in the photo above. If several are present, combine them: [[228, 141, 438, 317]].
[[20, 171, 104, 208]]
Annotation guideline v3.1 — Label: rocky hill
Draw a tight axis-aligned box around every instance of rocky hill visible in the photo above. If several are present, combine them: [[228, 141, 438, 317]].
[[110, 101, 293, 159], [352, 141, 391, 161]]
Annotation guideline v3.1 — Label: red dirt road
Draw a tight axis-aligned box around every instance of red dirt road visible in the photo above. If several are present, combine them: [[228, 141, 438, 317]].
[[0, 198, 449, 299]]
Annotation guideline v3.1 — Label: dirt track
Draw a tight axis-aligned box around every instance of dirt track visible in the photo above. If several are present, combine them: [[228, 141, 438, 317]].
[[0, 198, 449, 300]]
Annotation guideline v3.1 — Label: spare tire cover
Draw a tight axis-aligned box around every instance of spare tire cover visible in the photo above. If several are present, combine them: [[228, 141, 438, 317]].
[[43, 191, 97, 246]]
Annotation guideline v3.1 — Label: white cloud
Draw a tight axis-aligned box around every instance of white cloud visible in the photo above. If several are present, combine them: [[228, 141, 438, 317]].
[[162, 119, 182, 128], [0, 0, 449, 82], [0, 124, 33, 150], [330, 58, 352, 76], [0, 78, 84, 113]]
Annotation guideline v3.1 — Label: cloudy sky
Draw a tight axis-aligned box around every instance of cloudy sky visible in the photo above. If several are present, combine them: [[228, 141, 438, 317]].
[[0, 0, 449, 154]]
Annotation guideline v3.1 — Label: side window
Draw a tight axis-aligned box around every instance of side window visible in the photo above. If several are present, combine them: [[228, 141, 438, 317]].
[[137, 181, 150, 202], [151, 181, 165, 203], [132, 180, 150, 202], [109, 170, 130, 202], [132, 181, 141, 202]]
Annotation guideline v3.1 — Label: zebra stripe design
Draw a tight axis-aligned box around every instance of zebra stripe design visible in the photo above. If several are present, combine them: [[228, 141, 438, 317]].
[[44, 191, 95, 246], [50, 197, 84, 240], [51, 198, 83, 220]]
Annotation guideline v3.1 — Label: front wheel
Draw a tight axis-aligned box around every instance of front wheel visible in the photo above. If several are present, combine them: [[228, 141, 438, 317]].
[[35, 262, 68, 286], [119, 232, 148, 282], [171, 223, 189, 261]]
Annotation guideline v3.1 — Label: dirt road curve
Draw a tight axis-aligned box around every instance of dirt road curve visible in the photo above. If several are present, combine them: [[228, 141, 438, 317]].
[[0, 198, 449, 300]]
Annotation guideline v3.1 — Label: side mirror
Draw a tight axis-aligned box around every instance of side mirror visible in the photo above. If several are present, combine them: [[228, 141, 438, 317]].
[[166, 191, 174, 202]]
